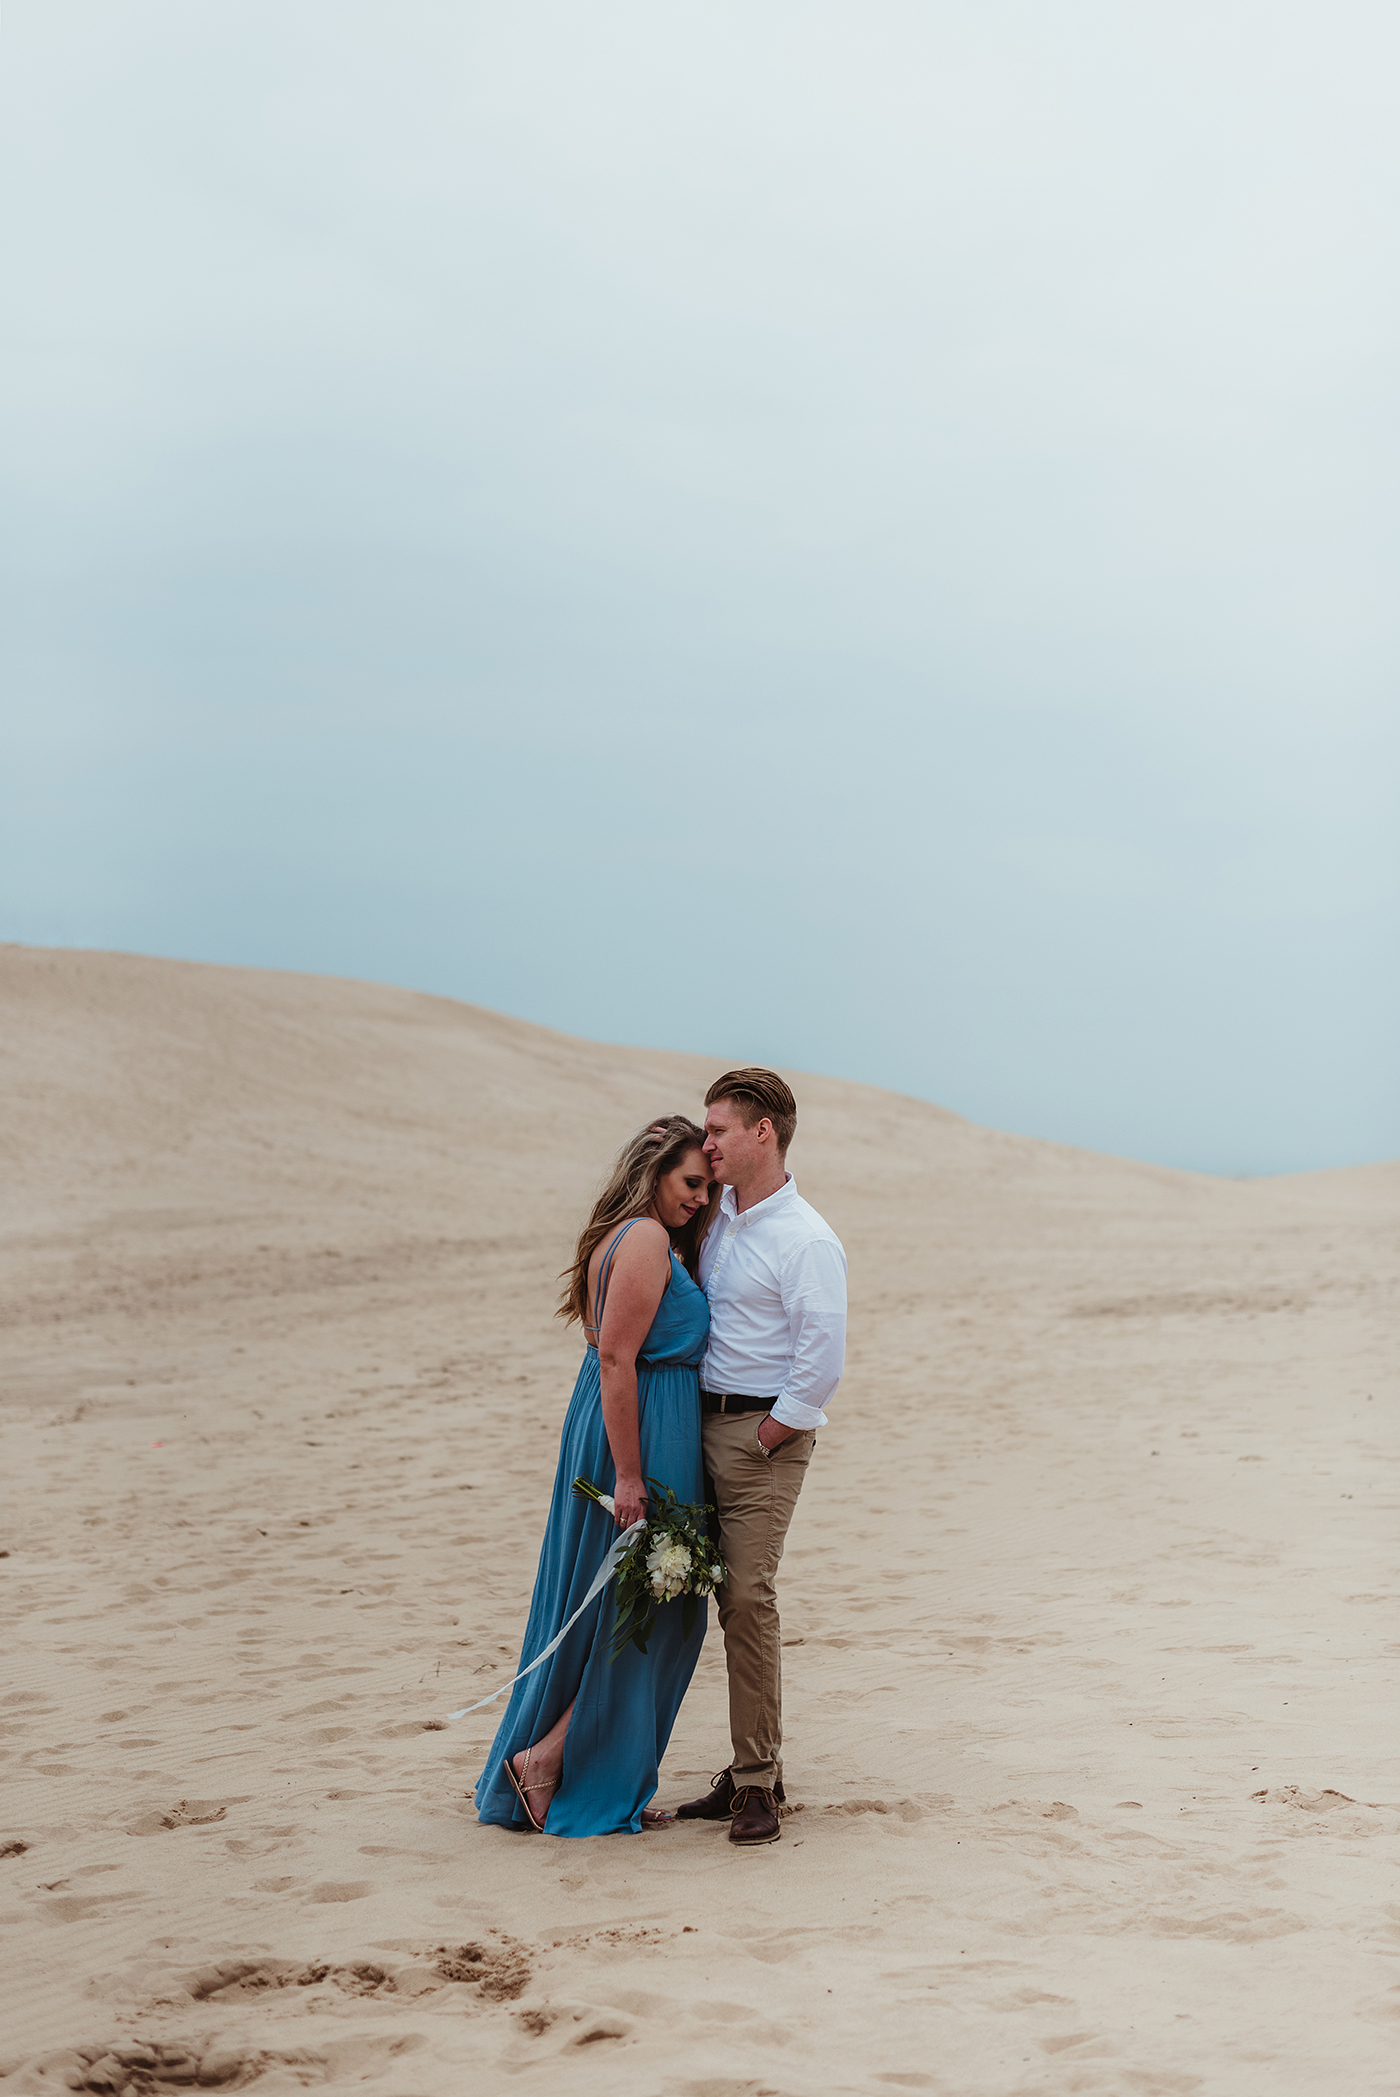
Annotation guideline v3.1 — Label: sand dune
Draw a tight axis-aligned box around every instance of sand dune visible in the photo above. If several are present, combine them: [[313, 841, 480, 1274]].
[[1, 945, 1396, 2096]]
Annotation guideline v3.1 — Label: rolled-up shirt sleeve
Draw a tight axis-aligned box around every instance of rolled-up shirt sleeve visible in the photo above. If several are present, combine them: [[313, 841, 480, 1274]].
[[771, 1236, 848, 1430]]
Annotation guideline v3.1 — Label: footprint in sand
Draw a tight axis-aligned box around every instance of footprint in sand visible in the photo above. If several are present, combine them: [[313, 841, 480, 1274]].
[[9, 2040, 248, 2092], [174, 1939, 530, 2009], [1250, 1785, 1359, 1811], [186, 1957, 391, 2000], [826, 1798, 926, 1821], [512, 2001, 634, 2048], [433, 1939, 530, 2000], [8, 2036, 426, 2093], [126, 1800, 238, 1837], [988, 1799, 1079, 1822]]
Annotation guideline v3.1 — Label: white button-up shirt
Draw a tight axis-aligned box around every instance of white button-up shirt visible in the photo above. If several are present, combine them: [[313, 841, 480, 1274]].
[[698, 1173, 847, 1431]]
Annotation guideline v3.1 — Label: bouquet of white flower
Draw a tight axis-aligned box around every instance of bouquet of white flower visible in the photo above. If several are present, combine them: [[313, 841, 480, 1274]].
[[573, 1476, 726, 1657]]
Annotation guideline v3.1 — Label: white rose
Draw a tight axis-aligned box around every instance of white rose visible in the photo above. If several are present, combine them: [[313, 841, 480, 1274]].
[[646, 1540, 692, 1599]]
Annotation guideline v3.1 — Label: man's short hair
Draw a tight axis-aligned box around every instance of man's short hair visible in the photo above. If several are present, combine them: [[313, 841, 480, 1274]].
[[704, 1068, 798, 1156]]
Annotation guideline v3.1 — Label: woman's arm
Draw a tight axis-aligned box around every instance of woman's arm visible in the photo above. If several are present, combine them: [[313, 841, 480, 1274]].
[[595, 1220, 672, 1529]]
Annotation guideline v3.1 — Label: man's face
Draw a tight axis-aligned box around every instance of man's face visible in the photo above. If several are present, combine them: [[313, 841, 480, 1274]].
[[703, 1097, 768, 1184]]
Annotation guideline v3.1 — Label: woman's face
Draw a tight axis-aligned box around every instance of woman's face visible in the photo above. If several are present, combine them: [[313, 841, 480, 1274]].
[[652, 1146, 714, 1231]]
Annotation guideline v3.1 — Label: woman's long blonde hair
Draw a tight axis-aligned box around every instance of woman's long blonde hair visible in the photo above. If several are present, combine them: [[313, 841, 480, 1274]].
[[558, 1115, 719, 1327]]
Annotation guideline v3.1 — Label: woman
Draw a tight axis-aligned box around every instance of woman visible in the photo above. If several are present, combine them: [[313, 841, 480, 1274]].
[[475, 1116, 718, 1836]]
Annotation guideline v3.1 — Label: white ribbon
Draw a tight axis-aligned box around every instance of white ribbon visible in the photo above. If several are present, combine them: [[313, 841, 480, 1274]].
[[445, 1519, 646, 1721]]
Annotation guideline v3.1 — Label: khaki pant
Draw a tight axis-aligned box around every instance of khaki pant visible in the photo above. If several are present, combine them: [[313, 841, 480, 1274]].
[[702, 1413, 816, 1790]]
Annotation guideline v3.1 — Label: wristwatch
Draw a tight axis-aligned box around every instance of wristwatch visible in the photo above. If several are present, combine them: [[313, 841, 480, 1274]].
[[757, 1416, 777, 1459]]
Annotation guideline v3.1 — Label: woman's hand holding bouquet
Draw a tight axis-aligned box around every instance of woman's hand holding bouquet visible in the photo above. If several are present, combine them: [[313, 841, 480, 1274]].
[[573, 1476, 725, 1655]]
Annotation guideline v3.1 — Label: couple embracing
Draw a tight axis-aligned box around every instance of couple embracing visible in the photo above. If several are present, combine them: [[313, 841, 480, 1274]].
[[474, 1068, 847, 1847]]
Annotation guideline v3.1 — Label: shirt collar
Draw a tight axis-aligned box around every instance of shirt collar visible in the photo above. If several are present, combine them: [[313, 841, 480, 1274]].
[[719, 1172, 795, 1223]]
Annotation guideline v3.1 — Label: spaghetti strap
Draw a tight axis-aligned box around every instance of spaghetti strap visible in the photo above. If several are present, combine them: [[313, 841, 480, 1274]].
[[589, 1219, 640, 1337]]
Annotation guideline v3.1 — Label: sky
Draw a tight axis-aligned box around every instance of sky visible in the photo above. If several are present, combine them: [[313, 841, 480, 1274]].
[[2, 1, 1396, 1174]]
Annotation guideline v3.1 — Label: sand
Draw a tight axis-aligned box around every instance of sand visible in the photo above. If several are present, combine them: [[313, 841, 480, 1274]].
[[1, 944, 1396, 2097]]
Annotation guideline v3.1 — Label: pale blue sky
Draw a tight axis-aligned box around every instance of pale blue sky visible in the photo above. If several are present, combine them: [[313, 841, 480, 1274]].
[[3, 2, 1396, 1172]]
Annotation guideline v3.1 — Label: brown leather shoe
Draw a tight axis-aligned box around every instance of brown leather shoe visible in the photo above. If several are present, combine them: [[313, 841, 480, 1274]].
[[676, 1769, 735, 1820], [676, 1770, 786, 1821], [728, 1785, 781, 1845]]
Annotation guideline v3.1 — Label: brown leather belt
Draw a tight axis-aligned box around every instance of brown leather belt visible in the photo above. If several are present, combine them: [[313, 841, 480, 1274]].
[[700, 1391, 776, 1415]]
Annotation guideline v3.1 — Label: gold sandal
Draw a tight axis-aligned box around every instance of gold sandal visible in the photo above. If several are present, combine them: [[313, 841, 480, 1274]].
[[503, 1747, 557, 1833]]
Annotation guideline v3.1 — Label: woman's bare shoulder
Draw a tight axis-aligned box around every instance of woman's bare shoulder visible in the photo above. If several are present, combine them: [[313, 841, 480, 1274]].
[[610, 1216, 670, 1258], [590, 1216, 670, 1268]]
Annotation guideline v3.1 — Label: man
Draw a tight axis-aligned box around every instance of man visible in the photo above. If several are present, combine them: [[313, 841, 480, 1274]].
[[676, 1067, 847, 1846]]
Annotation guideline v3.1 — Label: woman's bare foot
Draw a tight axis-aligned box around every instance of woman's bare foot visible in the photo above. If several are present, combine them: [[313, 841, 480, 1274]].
[[509, 1698, 573, 1831], [510, 1744, 563, 1829], [641, 1807, 673, 1828]]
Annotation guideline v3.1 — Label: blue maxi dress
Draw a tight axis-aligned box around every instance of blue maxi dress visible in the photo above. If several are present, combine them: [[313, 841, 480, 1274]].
[[475, 1222, 711, 1836]]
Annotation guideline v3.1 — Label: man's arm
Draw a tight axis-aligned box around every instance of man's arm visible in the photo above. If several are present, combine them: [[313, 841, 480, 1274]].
[[758, 1236, 848, 1449]]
